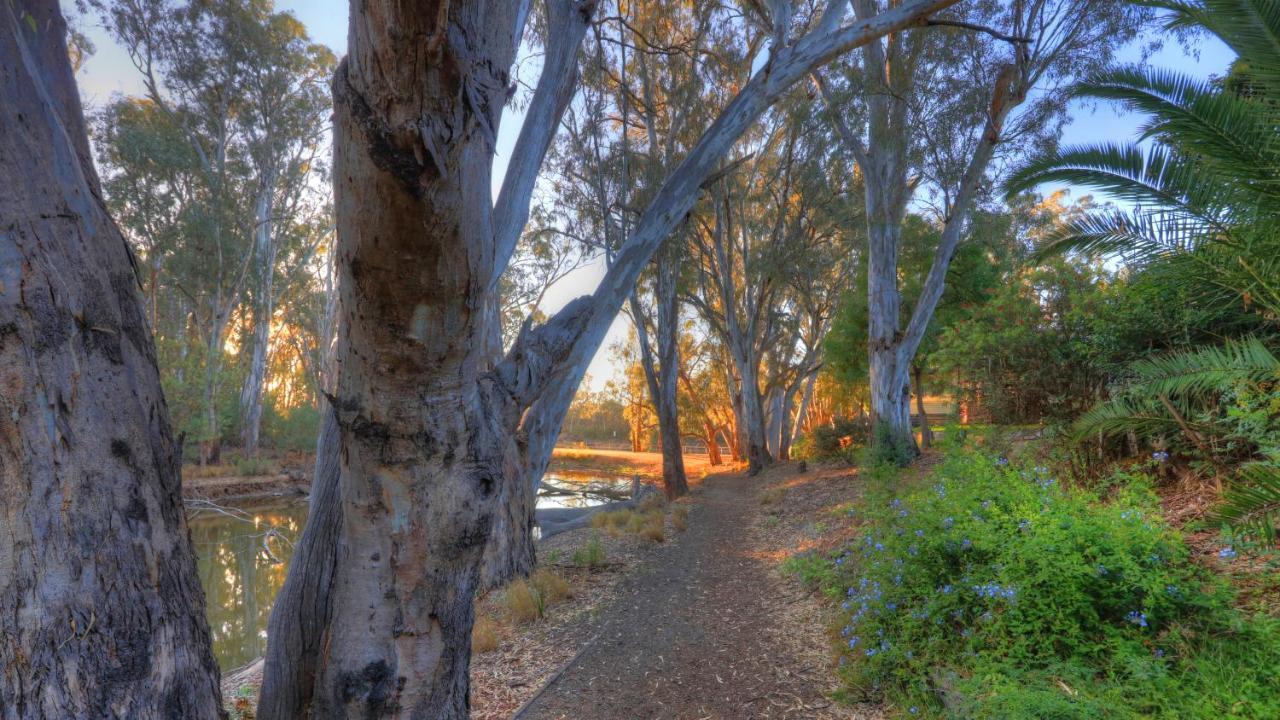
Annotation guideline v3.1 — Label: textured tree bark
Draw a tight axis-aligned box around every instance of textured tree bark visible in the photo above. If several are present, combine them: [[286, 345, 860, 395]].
[[0, 2, 224, 717], [256, 413, 341, 720], [239, 174, 277, 456], [863, 138, 918, 460], [257, 1, 960, 715], [310, 26, 533, 711]]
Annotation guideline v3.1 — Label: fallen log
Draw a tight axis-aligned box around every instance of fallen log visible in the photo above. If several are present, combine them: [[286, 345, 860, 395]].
[[535, 476, 658, 539]]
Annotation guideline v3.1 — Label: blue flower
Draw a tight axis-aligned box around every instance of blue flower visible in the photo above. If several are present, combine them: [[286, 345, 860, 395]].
[[865, 648, 877, 657], [942, 516, 954, 529], [961, 538, 972, 550], [848, 636, 859, 648], [995, 456, 1009, 466], [915, 529, 925, 538], [1152, 451, 1170, 463], [1219, 547, 1238, 560], [908, 544, 919, 556], [909, 707, 919, 715], [1126, 610, 1149, 628]]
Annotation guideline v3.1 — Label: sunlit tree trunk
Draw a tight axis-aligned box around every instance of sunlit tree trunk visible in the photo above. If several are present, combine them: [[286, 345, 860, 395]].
[[239, 173, 277, 456], [0, 2, 223, 716]]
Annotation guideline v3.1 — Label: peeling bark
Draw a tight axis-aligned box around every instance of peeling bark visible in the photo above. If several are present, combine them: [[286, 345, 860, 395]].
[[0, 2, 223, 717]]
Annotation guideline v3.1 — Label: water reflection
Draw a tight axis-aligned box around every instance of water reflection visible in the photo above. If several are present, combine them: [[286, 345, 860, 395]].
[[188, 500, 307, 670], [189, 472, 630, 670]]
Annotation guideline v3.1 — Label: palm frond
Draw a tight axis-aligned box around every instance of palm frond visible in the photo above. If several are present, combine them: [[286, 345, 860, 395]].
[[1213, 455, 1280, 542], [1004, 143, 1237, 227], [1127, 336, 1280, 398], [1070, 394, 1191, 442], [1076, 66, 1280, 199], [1032, 208, 1211, 262], [1145, 0, 1280, 91]]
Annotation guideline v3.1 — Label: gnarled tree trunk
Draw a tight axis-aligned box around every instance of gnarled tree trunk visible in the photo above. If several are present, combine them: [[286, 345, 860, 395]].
[[0, 2, 223, 717]]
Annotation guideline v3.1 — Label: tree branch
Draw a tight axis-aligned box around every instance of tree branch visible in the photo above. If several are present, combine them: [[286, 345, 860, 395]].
[[494, 0, 962, 418], [925, 19, 1031, 44], [490, 0, 597, 289]]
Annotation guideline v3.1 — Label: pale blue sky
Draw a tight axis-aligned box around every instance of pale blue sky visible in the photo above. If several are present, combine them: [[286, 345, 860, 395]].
[[73, 3, 1236, 390]]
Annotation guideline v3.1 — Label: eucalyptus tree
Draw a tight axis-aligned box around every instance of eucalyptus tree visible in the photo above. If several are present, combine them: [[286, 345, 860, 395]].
[[0, 1, 222, 715], [234, 9, 335, 456], [254, 0, 963, 715], [816, 0, 1149, 459], [94, 0, 334, 460], [686, 109, 852, 470]]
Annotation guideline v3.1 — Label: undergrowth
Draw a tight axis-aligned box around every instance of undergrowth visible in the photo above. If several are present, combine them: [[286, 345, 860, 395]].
[[788, 447, 1280, 718]]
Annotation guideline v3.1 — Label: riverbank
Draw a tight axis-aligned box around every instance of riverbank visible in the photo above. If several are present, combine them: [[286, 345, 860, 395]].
[[208, 449, 735, 717], [183, 446, 725, 504]]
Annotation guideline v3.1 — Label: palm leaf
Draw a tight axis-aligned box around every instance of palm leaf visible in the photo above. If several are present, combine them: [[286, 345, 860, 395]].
[[1127, 336, 1280, 398], [1213, 455, 1280, 542]]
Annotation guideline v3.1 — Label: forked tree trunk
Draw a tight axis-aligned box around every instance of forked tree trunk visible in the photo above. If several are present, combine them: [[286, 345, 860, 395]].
[[258, 1, 959, 716], [866, 199, 918, 461], [704, 419, 723, 465], [0, 2, 223, 717]]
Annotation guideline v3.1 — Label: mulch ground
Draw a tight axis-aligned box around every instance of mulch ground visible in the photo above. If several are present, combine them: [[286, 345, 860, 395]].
[[517, 463, 880, 720]]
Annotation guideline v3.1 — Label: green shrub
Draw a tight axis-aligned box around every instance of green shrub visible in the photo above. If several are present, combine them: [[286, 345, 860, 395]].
[[818, 450, 1280, 717], [262, 401, 321, 452], [571, 534, 607, 568], [866, 421, 917, 468], [795, 417, 870, 462]]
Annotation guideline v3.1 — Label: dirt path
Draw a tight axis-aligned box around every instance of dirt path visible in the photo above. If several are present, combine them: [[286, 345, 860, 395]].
[[518, 465, 867, 720]]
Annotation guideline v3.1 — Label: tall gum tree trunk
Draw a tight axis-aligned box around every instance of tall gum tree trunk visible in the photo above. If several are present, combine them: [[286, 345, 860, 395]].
[[865, 169, 916, 460], [312, 42, 530, 715], [239, 174, 277, 456], [0, 2, 223, 717], [654, 246, 688, 496]]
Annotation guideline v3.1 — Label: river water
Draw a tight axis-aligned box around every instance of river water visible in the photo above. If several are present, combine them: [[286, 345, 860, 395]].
[[188, 472, 632, 670]]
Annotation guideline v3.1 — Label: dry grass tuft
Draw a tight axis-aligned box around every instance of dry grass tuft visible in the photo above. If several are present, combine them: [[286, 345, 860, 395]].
[[672, 504, 689, 531], [591, 509, 635, 536], [760, 487, 786, 505], [472, 614, 500, 653], [502, 579, 543, 624], [530, 568, 573, 603]]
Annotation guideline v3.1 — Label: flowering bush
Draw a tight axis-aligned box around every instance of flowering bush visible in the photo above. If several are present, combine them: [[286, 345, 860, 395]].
[[807, 450, 1280, 717]]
